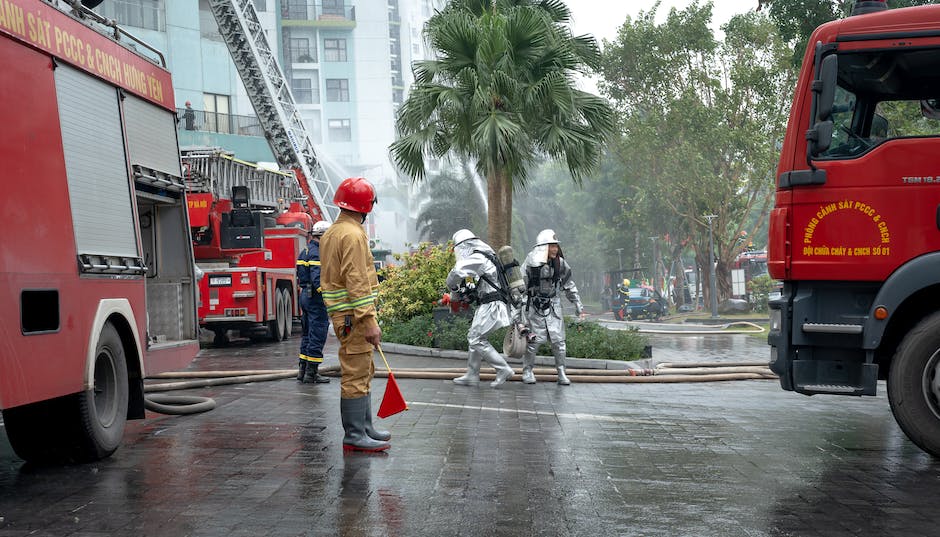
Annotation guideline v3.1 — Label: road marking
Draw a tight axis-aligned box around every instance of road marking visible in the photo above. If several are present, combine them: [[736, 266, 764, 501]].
[[408, 401, 669, 425]]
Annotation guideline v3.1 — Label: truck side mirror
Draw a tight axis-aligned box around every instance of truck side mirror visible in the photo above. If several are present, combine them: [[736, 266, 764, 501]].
[[808, 53, 838, 157], [816, 54, 837, 122], [813, 121, 834, 153]]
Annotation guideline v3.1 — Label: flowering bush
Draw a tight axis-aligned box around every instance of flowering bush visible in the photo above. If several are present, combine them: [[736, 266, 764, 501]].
[[377, 242, 454, 323]]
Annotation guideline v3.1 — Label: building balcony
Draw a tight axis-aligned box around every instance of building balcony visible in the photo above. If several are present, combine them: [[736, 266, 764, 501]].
[[176, 108, 264, 137], [282, 3, 356, 29]]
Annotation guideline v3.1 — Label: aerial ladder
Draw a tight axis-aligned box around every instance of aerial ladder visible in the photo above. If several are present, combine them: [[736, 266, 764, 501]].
[[207, 0, 338, 222]]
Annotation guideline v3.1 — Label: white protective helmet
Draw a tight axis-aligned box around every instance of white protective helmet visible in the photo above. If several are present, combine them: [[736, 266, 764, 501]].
[[536, 229, 559, 246], [452, 229, 477, 246], [310, 220, 331, 236]]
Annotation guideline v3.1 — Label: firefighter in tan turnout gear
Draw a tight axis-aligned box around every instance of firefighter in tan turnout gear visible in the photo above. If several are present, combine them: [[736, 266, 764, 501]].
[[320, 177, 391, 452], [521, 229, 584, 385]]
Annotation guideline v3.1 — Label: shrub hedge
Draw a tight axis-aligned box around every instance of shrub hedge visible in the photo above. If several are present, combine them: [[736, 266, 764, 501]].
[[381, 311, 650, 361], [376, 241, 650, 361]]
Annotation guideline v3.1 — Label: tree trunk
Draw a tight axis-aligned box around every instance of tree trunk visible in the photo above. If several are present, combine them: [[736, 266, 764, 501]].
[[486, 169, 512, 248]]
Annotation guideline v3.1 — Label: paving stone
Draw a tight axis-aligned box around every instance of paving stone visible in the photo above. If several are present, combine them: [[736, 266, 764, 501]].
[[1, 334, 939, 536]]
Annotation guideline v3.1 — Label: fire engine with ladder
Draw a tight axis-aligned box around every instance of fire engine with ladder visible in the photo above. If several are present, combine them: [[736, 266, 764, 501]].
[[0, 0, 200, 462], [181, 0, 341, 345], [768, 0, 940, 457]]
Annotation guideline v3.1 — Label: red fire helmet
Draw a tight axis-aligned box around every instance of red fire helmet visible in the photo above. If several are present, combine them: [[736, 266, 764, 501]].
[[334, 177, 377, 214]]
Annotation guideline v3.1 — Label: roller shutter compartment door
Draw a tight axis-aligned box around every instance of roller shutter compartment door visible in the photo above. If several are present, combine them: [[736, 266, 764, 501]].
[[123, 93, 182, 177], [55, 64, 138, 259]]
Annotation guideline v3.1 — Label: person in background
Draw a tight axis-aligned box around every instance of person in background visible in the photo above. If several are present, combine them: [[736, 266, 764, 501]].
[[447, 229, 515, 388], [616, 278, 631, 321], [320, 177, 390, 452], [181, 101, 196, 131], [520, 229, 584, 385], [296, 220, 332, 384]]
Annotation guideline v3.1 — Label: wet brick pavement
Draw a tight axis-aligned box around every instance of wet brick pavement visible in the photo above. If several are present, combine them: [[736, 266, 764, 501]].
[[1, 333, 940, 537]]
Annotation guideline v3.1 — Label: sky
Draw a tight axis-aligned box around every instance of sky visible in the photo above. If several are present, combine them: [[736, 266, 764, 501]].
[[567, 0, 759, 93]]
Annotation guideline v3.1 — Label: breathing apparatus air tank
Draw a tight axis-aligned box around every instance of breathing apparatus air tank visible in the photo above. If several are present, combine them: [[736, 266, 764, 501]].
[[497, 245, 526, 297]]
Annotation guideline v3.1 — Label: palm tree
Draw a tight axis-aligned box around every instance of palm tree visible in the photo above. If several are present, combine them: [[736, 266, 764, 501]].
[[414, 166, 486, 243], [391, 0, 616, 248]]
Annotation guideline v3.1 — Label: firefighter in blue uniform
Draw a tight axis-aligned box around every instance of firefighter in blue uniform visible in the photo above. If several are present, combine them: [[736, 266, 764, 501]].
[[296, 220, 332, 383]]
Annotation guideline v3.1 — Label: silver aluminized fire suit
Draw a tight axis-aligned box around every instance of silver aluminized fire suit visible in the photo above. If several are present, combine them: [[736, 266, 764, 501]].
[[521, 244, 583, 385], [446, 236, 514, 388]]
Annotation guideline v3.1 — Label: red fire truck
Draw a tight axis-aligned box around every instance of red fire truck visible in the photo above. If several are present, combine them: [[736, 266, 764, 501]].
[[768, 0, 940, 456], [183, 149, 315, 345], [182, 0, 340, 345], [0, 0, 199, 462]]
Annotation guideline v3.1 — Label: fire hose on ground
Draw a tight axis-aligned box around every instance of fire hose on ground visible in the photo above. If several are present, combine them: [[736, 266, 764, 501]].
[[142, 360, 775, 414], [143, 370, 296, 415], [319, 362, 776, 383]]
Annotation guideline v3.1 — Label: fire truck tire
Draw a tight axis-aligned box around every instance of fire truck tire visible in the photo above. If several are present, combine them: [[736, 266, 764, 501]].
[[888, 311, 940, 457], [281, 288, 293, 339], [1, 322, 129, 464], [269, 291, 286, 341], [213, 329, 230, 346], [76, 322, 129, 461]]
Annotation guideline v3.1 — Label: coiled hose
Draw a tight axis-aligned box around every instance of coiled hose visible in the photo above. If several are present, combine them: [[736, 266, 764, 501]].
[[143, 370, 295, 415]]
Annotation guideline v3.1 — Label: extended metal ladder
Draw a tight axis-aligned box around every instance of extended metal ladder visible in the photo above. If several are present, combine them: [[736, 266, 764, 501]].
[[207, 0, 338, 221], [181, 148, 300, 210]]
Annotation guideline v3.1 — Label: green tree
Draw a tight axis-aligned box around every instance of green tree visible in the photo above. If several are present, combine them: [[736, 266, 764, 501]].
[[413, 164, 486, 243], [758, 0, 938, 66], [391, 0, 616, 249], [600, 2, 794, 303]]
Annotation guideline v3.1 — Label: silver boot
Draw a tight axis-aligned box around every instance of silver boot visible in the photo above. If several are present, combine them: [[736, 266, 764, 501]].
[[482, 346, 513, 387], [521, 350, 536, 384], [554, 346, 571, 385], [491, 367, 513, 387], [454, 350, 482, 386], [521, 367, 536, 384]]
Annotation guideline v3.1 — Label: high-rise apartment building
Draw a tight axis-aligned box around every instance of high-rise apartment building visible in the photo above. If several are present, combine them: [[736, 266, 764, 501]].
[[95, 0, 444, 255]]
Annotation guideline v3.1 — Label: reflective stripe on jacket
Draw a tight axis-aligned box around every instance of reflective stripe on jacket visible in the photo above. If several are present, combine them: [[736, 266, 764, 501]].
[[319, 211, 379, 329]]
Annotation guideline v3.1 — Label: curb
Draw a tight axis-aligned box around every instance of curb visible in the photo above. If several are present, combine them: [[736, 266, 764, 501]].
[[379, 342, 647, 371]]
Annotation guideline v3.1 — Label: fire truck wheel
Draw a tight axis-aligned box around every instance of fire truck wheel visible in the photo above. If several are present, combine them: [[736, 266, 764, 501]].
[[0, 322, 129, 464], [269, 291, 286, 341], [213, 329, 230, 346], [888, 311, 940, 457], [76, 322, 130, 461], [281, 288, 294, 339]]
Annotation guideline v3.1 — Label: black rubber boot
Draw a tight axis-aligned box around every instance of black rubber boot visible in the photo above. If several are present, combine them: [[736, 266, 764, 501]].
[[302, 362, 330, 384], [341, 396, 390, 452], [364, 397, 391, 441], [297, 359, 307, 382]]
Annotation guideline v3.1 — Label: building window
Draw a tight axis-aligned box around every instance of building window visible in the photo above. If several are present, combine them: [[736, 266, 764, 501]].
[[289, 37, 316, 63], [328, 119, 351, 142], [324, 39, 347, 62], [291, 79, 313, 104], [326, 79, 349, 102], [203, 93, 231, 134], [283, 0, 308, 20], [253, 0, 267, 11], [323, 0, 345, 16], [99, 0, 165, 31]]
